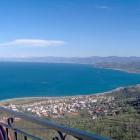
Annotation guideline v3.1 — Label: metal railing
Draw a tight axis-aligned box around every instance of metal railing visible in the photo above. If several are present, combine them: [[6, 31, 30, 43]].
[[0, 107, 109, 140]]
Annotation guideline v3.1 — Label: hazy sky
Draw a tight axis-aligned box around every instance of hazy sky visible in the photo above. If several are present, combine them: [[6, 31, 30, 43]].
[[0, 0, 140, 57]]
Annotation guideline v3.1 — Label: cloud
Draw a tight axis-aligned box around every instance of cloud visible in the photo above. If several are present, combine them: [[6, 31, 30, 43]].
[[0, 39, 65, 47], [95, 5, 110, 9]]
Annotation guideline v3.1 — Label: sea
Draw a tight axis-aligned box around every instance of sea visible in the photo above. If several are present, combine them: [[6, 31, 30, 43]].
[[0, 62, 140, 100]]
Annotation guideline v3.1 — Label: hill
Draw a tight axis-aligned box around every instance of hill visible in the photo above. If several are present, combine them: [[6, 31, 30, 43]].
[[1, 85, 140, 140]]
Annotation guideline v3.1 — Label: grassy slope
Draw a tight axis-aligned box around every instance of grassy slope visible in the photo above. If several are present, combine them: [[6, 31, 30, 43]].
[[1, 85, 140, 140], [53, 85, 140, 140]]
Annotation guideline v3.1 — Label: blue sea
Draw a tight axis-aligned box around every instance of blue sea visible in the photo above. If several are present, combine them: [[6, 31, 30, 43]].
[[0, 62, 140, 100]]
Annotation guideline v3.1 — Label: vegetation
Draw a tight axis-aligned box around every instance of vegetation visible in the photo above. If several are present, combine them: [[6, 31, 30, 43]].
[[0, 85, 140, 140], [94, 62, 140, 73]]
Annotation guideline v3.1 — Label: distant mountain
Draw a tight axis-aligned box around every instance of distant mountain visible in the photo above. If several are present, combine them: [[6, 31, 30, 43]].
[[0, 56, 140, 73], [0, 56, 140, 64]]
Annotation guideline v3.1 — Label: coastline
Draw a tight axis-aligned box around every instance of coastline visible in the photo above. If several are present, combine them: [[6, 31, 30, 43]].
[[97, 67, 140, 75], [0, 65, 139, 104], [1, 84, 139, 104]]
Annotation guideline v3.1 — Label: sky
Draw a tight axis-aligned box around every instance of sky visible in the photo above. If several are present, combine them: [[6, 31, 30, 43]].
[[0, 0, 140, 57]]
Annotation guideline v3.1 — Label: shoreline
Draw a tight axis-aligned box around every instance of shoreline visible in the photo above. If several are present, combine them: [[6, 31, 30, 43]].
[[1, 84, 139, 104], [93, 65, 140, 74], [97, 67, 140, 75], [0, 61, 140, 74], [0, 64, 139, 104]]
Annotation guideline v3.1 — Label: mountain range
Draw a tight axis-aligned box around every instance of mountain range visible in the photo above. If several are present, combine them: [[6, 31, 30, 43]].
[[1, 56, 140, 73]]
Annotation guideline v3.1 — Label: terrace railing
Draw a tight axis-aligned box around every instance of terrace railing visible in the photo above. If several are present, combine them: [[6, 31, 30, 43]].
[[0, 107, 109, 140]]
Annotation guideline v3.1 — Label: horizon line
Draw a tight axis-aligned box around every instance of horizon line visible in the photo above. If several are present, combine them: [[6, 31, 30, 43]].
[[0, 56, 140, 58]]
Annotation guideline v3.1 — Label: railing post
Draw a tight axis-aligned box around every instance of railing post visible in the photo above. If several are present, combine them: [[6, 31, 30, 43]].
[[0, 107, 109, 140]]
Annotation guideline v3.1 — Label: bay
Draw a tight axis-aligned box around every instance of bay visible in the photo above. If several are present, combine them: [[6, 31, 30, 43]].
[[0, 62, 140, 100]]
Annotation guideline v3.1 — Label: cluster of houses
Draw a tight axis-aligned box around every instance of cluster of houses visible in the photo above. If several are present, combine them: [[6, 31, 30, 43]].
[[5, 94, 122, 119]]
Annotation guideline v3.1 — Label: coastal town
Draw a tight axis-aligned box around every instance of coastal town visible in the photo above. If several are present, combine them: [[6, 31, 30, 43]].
[[1, 85, 140, 140], [3, 93, 125, 119]]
